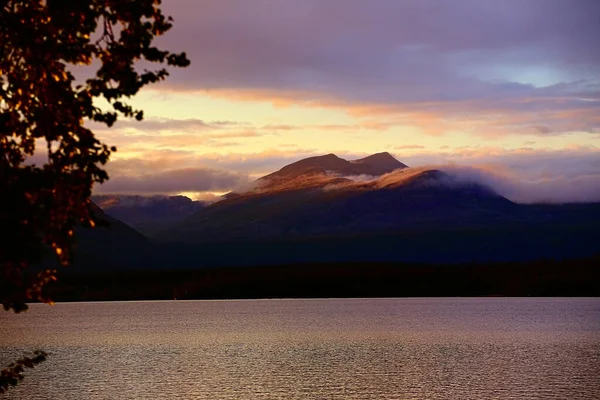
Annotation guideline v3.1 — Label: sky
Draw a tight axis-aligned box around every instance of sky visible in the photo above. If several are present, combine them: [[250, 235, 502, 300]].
[[92, 0, 600, 200]]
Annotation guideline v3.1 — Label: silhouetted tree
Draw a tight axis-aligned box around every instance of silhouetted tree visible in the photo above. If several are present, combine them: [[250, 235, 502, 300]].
[[0, 0, 189, 312], [0, 351, 47, 394], [0, 0, 189, 392]]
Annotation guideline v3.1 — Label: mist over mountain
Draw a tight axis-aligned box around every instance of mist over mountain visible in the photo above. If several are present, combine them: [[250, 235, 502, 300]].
[[431, 164, 600, 204]]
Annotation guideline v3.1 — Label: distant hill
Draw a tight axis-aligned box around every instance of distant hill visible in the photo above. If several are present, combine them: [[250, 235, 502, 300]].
[[92, 194, 206, 235], [33, 203, 156, 273], [80, 203, 151, 251], [352, 152, 409, 173]]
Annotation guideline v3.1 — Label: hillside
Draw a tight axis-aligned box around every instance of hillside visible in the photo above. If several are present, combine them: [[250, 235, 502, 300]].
[[92, 194, 206, 235], [160, 168, 523, 243], [36, 204, 158, 272]]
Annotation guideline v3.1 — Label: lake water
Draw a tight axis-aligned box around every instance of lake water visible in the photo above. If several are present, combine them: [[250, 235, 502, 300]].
[[1, 298, 599, 399]]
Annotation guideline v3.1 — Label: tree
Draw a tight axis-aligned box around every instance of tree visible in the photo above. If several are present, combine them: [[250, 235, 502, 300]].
[[0, 0, 189, 312], [0, 0, 189, 392]]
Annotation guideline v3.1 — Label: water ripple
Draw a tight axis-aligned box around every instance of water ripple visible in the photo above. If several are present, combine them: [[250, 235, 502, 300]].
[[1, 298, 599, 399]]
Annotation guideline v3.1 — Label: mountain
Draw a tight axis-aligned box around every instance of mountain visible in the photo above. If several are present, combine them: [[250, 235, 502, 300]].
[[80, 203, 151, 252], [33, 202, 157, 273], [157, 167, 518, 243], [254, 152, 407, 192], [352, 152, 409, 174], [92, 194, 206, 235], [263, 152, 406, 179], [151, 153, 600, 264]]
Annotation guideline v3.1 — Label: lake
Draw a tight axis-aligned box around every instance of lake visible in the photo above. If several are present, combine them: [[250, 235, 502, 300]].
[[1, 298, 599, 399]]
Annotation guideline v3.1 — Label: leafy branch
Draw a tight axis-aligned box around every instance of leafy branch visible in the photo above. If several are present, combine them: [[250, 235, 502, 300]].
[[0, 351, 48, 394]]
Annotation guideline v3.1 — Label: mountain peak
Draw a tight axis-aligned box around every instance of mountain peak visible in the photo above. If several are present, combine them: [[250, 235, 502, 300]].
[[352, 152, 408, 172], [256, 152, 409, 192], [360, 151, 393, 159]]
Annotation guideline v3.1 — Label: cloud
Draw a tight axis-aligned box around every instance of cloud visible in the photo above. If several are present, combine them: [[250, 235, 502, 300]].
[[381, 146, 600, 203], [91, 118, 273, 152], [357, 163, 600, 203], [396, 146, 600, 180], [95, 119, 259, 138], [88, 117, 252, 134], [394, 144, 426, 150], [140, 146, 599, 182], [30, 137, 600, 197], [99, 148, 324, 190], [96, 167, 250, 194], [436, 165, 600, 204], [178, 148, 324, 178], [143, 0, 600, 136], [531, 125, 553, 135], [160, 1, 600, 90], [319, 162, 600, 204], [261, 124, 298, 131], [71, 141, 599, 203], [116, 118, 214, 132]]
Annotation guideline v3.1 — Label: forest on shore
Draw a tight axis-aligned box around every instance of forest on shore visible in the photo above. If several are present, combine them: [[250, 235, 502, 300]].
[[41, 254, 600, 302]]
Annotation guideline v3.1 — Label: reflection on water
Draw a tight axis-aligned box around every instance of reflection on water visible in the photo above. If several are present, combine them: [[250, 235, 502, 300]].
[[1, 298, 599, 399]]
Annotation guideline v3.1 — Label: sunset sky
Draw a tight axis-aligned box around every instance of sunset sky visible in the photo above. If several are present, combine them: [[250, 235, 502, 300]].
[[93, 0, 600, 199]]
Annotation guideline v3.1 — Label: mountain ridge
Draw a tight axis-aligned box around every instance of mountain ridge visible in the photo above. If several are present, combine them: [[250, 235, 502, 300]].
[[154, 156, 522, 243], [92, 194, 206, 235], [259, 152, 408, 185], [87, 152, 600, 265]]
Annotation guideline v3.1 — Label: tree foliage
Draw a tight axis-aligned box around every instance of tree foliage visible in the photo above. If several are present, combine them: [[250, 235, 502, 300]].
[[0, 0, 189, 312]]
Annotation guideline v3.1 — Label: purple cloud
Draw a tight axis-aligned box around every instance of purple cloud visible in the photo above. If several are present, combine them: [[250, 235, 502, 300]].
[[96, 167, 250, 194], [146, 0, 600, 135], [437, 165, 600, 204]]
